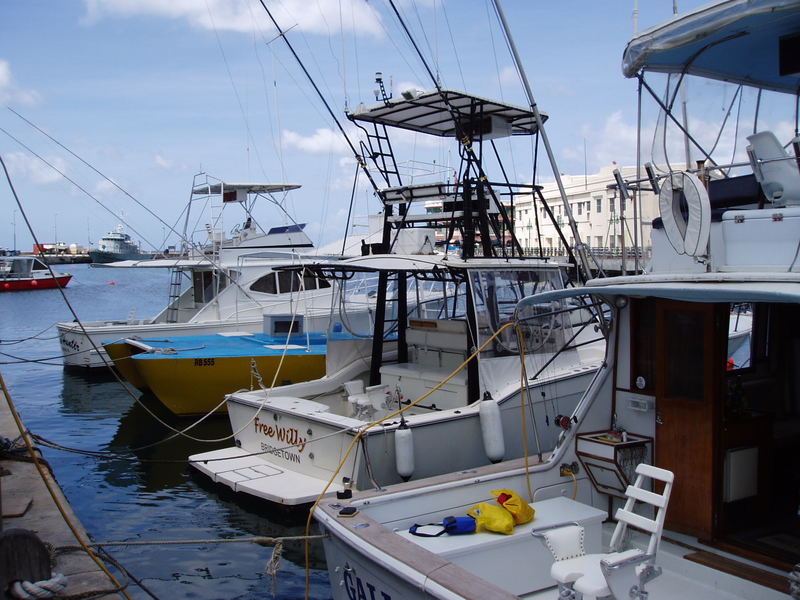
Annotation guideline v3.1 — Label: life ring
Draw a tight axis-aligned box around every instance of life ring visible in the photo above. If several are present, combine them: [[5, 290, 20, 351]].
[[658, 171, 711, 256]]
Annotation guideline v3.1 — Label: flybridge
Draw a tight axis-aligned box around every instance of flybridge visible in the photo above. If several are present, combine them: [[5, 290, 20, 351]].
[[348, 88, 547, 139], [191, 182, 302, 203], [622, 0, 800, 94]]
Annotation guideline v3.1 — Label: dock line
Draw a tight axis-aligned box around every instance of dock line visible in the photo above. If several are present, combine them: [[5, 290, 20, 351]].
[[1, 370, 132, 600]]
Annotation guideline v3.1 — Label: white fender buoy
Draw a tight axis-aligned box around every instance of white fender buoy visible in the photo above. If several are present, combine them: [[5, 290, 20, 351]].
[[658, 171, 711, 257], [394, 422, 414, 481], [479, 395, 505, 463]]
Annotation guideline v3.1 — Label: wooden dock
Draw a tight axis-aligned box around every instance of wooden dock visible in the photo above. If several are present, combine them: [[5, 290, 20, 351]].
[[1, 386, 124, 599]]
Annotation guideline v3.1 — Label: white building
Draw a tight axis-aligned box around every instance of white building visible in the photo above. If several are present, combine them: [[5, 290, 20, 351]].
[[514, 165, 663, 266]]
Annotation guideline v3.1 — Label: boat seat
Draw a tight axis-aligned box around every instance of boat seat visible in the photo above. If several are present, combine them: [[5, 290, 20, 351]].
[[747, 131, 800, 207], [395, 496, 605, 596], [533, 463, 674, 599]]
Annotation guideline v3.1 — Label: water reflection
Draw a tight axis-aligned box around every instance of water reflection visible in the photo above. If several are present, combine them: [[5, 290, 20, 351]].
[[57, 368, 330, 594], [4, 266, 332, 598]]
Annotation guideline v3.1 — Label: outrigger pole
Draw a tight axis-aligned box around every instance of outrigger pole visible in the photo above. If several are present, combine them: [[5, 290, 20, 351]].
[[256, 0, 382, 200], [491, 0, 595, 284]]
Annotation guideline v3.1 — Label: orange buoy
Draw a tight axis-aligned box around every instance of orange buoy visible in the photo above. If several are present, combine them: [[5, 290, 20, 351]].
[[108, 281, 116, 285]]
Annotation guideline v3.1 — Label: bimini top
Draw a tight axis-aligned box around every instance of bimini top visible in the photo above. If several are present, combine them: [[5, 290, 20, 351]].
[[622, 0, 800, 94], [191, 182, 302, 197], [516, 272, 800, 313], [348, 89, 546, 138]]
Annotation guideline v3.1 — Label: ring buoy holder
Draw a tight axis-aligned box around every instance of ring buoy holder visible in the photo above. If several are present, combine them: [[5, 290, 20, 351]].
[[658, 171, 711, 257]]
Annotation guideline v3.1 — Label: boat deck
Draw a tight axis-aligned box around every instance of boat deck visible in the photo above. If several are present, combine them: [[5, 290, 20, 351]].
[[114, 331, 335, 360], [522, 524, 792, 598]]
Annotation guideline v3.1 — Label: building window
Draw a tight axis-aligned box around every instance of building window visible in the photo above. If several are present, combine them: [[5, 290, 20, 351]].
[[586, 201, 591, 213], [577, 203, 583, 216], [595, 196, 602, 213], [610, 198, 615, 213]]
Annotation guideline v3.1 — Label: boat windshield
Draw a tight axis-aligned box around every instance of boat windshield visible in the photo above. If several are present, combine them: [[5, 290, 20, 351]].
[[471, 268, 569, 357]]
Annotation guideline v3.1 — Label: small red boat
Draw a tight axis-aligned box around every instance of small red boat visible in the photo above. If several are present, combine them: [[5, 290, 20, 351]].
[[0, 256, 72, 291]]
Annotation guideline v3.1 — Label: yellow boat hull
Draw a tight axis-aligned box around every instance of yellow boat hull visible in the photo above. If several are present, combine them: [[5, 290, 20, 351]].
[[104, 341, 151, 391], [132, 353, 327, 416]]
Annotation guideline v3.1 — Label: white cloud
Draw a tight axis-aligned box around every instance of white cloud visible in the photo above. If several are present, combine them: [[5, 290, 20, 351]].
[[154, 154, 173, 169], [281, 127, 351, 154], [558, 107, 800, 177], [0, 60, 41, 106], [2, 152, 66, 185], [82, 0, 384, 37], [498, 65, 518, 86], [93, 178, 119, 198]]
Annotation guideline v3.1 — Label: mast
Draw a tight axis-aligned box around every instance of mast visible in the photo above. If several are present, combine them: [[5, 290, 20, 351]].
[[491, 0, 593, 283]]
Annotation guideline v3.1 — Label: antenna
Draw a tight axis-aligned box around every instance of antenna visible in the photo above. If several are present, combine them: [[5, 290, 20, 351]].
[[374, 72, 392, 104]]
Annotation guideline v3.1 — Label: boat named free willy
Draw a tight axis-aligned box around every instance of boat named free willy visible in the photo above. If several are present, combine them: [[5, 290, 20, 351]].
[[189, 86, 606, 505], [314, 2, 800, 598]]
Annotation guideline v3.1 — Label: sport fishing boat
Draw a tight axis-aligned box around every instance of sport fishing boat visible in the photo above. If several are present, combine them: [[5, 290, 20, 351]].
[[0, 256, 72, 291], [189, 83, 606, 506], [57, 174, 360, 368], [106, 329, 341, 416], [103, 277, 383, 415], [313, 2, 800, 598]]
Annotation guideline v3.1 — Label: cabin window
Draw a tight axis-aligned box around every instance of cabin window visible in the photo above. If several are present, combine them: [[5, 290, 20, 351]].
[[631, 298, 656, 393], [664, 307, 705, 401], [726, 303, 752, 372], [277, 271, 301, 293], [304, 273, 331, 290], [192, 270, 217, 304], [249, 273, 278, 294]]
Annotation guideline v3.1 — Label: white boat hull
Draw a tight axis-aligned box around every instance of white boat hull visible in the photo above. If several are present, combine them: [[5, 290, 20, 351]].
[[193, 364, 598, 505], [58, 317, 263, 368]]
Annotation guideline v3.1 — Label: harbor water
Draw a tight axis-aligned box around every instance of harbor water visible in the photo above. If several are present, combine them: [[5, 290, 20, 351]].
[[0, 263, 331, 599]]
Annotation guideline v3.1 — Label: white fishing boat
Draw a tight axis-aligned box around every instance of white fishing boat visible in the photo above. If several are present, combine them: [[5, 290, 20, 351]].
[[57, 175, 371, 368], [313, 1, 800, 598], [189, 83, 606, 505]]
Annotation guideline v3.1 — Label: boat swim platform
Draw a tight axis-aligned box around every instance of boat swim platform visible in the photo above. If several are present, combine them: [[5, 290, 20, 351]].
[[189, 445, 345, 506], [0, 395, 122, 598]]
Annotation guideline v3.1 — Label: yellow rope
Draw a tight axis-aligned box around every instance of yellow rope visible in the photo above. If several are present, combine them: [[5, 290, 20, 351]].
[[0, 370, 132, 599], [516, 325, 535, 503], [303, 321, 519, 599]]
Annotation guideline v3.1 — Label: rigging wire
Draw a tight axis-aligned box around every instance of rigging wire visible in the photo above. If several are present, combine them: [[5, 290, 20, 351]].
[[0, 323, 57, 345], [0, 153, 322, 452], [204, 0, 270, 182], [1, 121, 160, 252], [407, 1, 439, 84], [244, 0, 292, 189], [440, 4, 466, 90], [2, 118, 303, 326]]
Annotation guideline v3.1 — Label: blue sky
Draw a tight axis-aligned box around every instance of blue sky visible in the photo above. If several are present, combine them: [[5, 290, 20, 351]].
[[0, 0, 742, 251]]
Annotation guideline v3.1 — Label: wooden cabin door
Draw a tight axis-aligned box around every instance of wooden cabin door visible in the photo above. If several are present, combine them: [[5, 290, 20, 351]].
[[654, 300, 726, 539]]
